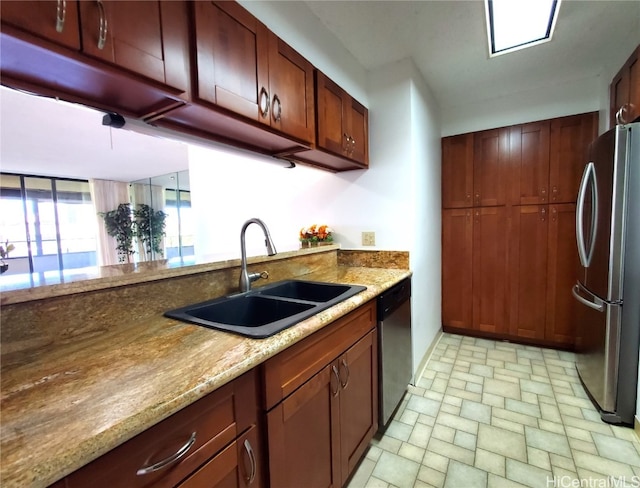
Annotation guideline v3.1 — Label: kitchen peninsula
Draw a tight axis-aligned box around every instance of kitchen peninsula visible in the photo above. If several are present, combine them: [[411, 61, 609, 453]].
[[1, 246, 411, 488]]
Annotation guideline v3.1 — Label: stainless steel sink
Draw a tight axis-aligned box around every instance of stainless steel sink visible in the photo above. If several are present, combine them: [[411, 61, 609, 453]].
[[165, 280, 367, 338]]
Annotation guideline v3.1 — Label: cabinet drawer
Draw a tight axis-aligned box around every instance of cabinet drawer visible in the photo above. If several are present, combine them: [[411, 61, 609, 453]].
[[262, 301, 375, 410], [178, 424, 262, 488], [65, 370, 257, 488]]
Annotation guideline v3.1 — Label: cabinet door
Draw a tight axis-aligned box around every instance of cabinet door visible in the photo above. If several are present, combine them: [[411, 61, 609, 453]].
[[549, 113, 598, 204], [346, 97, 369, 165], [316, 71, 347, 156], [610, 45, 639, 126], [338, 330, 378, 485], [442, 209, 473, 329], [442, 134, 473, 208], [509, 122, 550, 205], [193, 1, 269, 122], [0, 0, 80, 49], [508, 205, 548, 340], [79, 1, 187, 91], [267, 33, 315, 144], [473, 128, 508, 206], [267, 365, 341, 488], [545, 204, 578, 346], [472, 207, 507, 334]]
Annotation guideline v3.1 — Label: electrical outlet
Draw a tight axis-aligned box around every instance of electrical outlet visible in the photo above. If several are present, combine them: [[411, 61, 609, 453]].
[[362, 231, 376, 246]]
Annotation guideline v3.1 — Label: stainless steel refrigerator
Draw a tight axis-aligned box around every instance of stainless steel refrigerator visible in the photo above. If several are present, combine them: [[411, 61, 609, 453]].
[[573, 122, 640, 425]]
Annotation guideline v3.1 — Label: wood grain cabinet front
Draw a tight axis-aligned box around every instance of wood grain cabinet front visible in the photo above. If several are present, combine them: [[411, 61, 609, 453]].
[[190, 1, 314, 145], [61, 370, 262, 488], [0, 0, 189, 119], [263, 301, 378, 488], [77, 0, 189, 92], [0, 0, 81, 49], [610, 44, 640, 126]]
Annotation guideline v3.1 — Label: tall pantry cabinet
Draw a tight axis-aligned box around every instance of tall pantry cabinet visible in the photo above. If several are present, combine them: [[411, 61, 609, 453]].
[[441, 112, 598, 348]]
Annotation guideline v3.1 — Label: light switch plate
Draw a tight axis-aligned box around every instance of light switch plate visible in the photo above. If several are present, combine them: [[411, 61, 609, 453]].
[[362, 231, 376, 246]]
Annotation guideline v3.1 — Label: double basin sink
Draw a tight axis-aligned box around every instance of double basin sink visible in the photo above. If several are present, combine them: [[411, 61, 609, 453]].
[[165, 280, 367, 338]]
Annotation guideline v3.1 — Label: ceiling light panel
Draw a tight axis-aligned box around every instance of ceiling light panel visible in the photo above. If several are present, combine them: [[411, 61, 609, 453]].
[[486, 0, 561, 56]]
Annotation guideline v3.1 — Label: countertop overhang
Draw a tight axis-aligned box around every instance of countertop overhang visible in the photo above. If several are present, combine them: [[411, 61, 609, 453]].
[[0, 265, 411, 488]]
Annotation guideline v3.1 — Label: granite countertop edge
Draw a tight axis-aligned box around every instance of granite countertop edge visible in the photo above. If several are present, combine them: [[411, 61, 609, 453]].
[[0, 266, 411, 488]]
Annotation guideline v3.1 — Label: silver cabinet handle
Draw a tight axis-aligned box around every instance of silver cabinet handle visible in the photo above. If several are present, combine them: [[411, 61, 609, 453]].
[[259, 87, 269, 118], [97, 0, 108, 50], [331, 365, 340, 397], [242, 439, 257, 485], [136, 432, 196, 475], [272, 94, 282, 122], [572, 283, 604, 312], [56, 0, 66, 33], [339, 358, 350, 389]]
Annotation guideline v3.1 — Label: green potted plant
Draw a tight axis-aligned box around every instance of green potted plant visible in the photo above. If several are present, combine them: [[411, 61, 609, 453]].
[[0, 240, 15, 274], [99, 203, 135, 263], [134, 204, 167, 259]]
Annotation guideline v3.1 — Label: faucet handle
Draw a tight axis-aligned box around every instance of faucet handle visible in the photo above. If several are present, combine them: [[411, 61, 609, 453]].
[[248, 270, 270, 284]]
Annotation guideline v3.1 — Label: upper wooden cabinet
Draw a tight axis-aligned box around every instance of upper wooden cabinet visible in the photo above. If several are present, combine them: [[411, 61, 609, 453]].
[[316, 71, 368, 165], [1, 0, 189, 118], [0, 0, 81, 49], [77, 1, 189, 92], [441, 134, 473, 208], [473, 128, 508, 207], [294, 70, 369, 170], [509, 121, 550, 206], [610, 44, 640, 126], [190, 1, 315, 145], [549, 112, 598, 203]]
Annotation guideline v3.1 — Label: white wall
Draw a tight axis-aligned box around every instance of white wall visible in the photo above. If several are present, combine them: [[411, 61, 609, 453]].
[[441, 74, 602, 137]]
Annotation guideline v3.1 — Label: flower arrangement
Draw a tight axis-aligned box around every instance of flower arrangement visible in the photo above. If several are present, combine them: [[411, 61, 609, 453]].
[[299, 224, 333, 245]]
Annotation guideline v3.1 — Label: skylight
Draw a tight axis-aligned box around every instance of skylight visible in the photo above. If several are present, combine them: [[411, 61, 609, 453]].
[[485, 0, 561, 57]]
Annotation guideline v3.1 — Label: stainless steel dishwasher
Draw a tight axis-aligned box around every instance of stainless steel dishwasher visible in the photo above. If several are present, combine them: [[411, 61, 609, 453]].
[[377, 277, 412, 428]]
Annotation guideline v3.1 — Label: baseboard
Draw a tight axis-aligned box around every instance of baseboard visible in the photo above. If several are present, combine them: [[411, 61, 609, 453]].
[[634, 416, 640, 441], [412, 328, 443, 385]]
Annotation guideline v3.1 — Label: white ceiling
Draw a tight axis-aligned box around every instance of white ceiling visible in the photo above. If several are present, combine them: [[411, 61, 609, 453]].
[[305, 0, 640, 111], [1, 1, 638, 183]]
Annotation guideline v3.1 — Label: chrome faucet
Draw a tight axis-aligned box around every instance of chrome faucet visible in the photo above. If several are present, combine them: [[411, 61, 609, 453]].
[[239, 218, 277, 292]]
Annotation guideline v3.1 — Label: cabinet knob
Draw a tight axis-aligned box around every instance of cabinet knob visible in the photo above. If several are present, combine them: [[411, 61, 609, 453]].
[[56, 0, 66, 33], [540, 207, 546, 222], [551, 206, 557, 222], [552, 186, 558, 201], [96, 0, 108, 50], [540, 187, 547, 202]]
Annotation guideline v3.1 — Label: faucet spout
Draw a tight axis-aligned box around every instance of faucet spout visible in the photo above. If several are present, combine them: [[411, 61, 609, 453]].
[[239, 218, 277, 292]]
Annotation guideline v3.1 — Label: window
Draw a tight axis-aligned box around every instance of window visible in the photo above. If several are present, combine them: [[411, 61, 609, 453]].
[[485, 0, 561, 57], [0, 173, 98, 286]]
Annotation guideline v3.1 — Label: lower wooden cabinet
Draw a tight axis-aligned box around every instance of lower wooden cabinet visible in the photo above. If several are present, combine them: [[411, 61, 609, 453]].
[[442, 207, 508, 335], [62, 369, 262, 488], [443, 204, 578, 348], [52, 302, 378, 488], [263, 301, 378, 488]]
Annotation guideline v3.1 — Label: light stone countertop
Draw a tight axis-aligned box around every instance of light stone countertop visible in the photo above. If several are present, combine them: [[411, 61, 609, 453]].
[[0, 266, 411, 488]]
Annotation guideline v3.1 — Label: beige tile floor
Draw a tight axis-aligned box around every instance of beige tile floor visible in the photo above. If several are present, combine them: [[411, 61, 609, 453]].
[[347, 333, 640, 488]]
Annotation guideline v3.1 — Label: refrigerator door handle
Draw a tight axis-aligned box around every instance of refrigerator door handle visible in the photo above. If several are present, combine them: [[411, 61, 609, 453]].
[[576, 162, 598, 267], [572, 283, 604, 312]]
